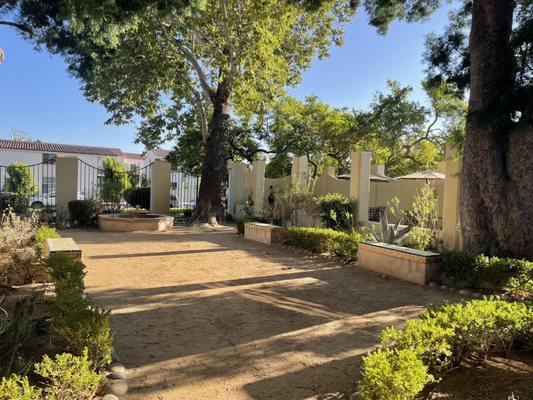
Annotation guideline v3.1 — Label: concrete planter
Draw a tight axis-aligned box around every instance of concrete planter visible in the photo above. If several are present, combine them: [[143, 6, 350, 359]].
[[99, 214, 174, 232], [244, 222, 286, 245], [358, 241, 441, 285]]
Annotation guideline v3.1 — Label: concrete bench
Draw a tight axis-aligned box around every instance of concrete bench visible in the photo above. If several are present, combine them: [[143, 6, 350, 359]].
[[358, 241, 441, 285], [45, 238, 82, 259], [244, 222, 286, 245]]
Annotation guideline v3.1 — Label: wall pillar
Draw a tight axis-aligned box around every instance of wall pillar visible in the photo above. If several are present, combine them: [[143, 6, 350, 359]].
[[291, 155, 308, 188], [150, 160, 171, 214], [56, 156, 78, 212], [251, 157, 266, 216], [350, 151, 371, 222], [442, 147, 462, 250], [227, 162, 249, 217]]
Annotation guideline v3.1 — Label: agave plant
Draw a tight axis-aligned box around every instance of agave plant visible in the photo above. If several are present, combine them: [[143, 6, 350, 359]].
[[370, 209, 411, 245]]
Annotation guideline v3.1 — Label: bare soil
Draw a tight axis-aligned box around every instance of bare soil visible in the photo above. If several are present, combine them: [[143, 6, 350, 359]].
[[67, 225, 464, 400], [428, 353, 533, 400]]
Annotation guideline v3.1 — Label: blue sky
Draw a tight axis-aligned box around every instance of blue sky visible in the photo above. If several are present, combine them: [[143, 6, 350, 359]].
[[0, 5, 453, 153]]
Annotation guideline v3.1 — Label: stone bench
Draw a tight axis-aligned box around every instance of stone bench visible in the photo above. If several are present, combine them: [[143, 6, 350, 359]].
[[358, 241, 441, 285], [45, 238, 82, 259], [244, 222, 286, 245]]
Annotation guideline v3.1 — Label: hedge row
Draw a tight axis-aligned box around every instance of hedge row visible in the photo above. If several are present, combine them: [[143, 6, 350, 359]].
[[358, 299, 533, 400], [442, 250, 532, 293], [45, 253, 113, 370], [285, 226, 366, 260]]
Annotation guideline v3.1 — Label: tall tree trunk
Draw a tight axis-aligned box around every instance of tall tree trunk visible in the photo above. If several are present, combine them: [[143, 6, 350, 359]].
[[461, 0, 533, 258], [193, 87, 230, 224]]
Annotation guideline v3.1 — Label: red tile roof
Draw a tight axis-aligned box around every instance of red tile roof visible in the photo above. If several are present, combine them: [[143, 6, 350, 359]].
[[122, 152, 145, 160], [152, 148, 170, 157], [0, 139, 123, 157]]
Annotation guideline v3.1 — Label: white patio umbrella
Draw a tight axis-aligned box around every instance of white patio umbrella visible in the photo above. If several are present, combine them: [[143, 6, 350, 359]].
[[336, 174, 391, 182], [395, 171, 445, 181]]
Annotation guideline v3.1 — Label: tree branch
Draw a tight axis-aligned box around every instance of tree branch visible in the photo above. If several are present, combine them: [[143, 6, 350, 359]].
[[218, 0, 237, 83], [0, 20, 32, 35], [176, 41, 215, 97]]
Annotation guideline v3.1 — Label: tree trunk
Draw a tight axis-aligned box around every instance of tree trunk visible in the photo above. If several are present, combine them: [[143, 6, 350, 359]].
[[193, 87, 230, 225], [461, 0, 533, 258]]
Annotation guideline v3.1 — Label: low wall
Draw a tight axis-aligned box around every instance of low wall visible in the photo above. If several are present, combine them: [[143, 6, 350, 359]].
[[244, 222, 286, 245], [358, 241, 441, 285]]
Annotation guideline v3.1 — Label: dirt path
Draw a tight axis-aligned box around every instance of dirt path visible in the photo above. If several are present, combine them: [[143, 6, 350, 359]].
[[67, 226, 462, 400]]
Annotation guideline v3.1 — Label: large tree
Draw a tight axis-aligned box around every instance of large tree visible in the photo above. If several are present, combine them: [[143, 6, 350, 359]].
[[355, 0, 532, 258], [15, 0, 354, 224]]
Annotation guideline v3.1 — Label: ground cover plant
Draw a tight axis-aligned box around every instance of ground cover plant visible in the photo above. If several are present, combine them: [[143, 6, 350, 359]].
[[357, 298, 533, 400], [442, 251, 533, 297]]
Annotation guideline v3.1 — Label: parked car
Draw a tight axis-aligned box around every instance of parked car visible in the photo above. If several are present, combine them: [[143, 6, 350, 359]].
[[29, 191, 85, 208]]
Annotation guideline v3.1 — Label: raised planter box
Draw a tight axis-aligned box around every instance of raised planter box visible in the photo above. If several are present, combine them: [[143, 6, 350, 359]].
[[45, 238, 82, 259], [99, 214, 174, 232], [244, 222, 286, 245], [358, 241, 441, 285]]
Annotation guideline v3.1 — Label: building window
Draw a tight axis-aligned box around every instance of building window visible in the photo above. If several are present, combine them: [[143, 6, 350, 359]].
[[43, 153, 56, 164], [42, 177, 55, 195], [171, 182, 178, 190]]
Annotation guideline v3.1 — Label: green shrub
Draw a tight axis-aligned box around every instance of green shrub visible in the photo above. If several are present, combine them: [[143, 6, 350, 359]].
[[358, 299, 533, 400], [46, 253, 113, 369], [0, 194, 28, 215], [442, 251, 532, 292], [359, 348, 433, 400], [34, 349, 100, 400], [45, 253, 86, 296], [34, 225, 60, 257], [52, 304, 113, 370], [123, 187, 150, 210], [316, 193, 357, 231], [0, 374, 42, 400], [285, 226, 365, 260], [68, 200, 101, 227]]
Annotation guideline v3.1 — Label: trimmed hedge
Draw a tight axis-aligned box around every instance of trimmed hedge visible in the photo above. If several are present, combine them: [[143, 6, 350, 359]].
[[316, 193, 357, 231], [285, 226, 365, 260], [358, 299, 533, 400], [442, 250, 532, 293], [45, 253, 113, 370], [68, 200, 101, 227], [123, 187, 150, 210]]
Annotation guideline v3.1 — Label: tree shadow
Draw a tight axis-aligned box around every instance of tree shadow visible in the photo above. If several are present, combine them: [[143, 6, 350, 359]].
[[67, 227, 464, 399]]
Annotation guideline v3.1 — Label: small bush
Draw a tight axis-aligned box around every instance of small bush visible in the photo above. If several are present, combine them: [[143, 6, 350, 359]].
[[33, 349, 100, 400], [46, 253, 86, 295], [358, 299, 533, 400], [46, 253, 113, 369], [0, 194, 28, 215], [359, 348, 433, 400], [34, 225, 60, 257], [68, 200, 101, 227], [442, 250, 532, 292], [316, 193, 357, 231], [123, 187, 150, 210], [285, 226, 365, 260], [0, 374, 42, 400]]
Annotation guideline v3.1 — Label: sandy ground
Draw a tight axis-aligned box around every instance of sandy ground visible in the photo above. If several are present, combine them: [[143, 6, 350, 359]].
[[66, 226, 463, 400]]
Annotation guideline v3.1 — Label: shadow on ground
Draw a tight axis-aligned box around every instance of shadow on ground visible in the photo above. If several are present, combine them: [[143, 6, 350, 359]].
[[66, 227, 463, 400]]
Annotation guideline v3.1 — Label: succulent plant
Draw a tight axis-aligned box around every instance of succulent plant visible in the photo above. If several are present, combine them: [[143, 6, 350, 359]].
[[370, 209, 411, 245]]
